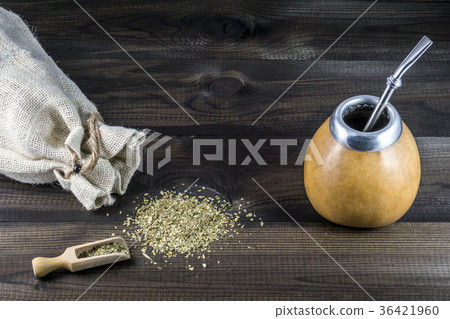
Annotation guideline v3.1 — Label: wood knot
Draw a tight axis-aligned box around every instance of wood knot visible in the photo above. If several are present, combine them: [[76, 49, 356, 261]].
[[35, 281, 48, 291], [203, 16, 252, 42], [209, 77, 244, 97]]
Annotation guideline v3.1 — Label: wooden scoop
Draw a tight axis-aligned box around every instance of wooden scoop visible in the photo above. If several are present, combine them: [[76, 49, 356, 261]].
[[32, 237, 130, 277]]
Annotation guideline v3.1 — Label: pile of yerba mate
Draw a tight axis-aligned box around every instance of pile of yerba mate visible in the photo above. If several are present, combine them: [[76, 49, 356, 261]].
[[121, 188, 262, 270]]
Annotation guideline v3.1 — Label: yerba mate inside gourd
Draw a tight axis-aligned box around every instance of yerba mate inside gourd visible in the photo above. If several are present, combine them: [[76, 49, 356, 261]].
[[343, 104, 390, 132]]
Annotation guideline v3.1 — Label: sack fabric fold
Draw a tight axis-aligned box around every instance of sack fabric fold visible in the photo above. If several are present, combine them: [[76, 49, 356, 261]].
[[0, 8, 145, 210]]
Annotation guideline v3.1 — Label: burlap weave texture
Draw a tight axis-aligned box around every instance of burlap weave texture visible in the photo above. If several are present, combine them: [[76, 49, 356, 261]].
[[0, 8, 145, 210]]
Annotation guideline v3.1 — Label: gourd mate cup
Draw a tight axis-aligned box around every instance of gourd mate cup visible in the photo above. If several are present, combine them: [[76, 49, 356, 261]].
[[304, 95, 420, 228], [304, 36, 432, 228]]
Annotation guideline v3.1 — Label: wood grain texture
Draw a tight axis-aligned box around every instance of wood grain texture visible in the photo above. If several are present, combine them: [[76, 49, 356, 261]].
[[0, 0, 449, 300], [1, 0, 449, 134], [1, 223, 449, 301]]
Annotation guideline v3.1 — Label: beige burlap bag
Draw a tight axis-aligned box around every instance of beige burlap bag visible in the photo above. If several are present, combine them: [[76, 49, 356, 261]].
[[0, 8, 145, 210]]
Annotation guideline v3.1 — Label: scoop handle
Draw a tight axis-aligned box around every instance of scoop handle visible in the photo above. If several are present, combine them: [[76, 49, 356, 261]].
[[32, 255, 70, 277]]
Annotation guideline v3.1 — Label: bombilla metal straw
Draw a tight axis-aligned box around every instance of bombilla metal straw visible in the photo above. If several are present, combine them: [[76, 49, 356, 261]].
[[363, 36, 433, 132]]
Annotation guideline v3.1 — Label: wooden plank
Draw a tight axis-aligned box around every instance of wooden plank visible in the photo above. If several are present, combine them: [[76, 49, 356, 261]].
[[1, 1, 449, 134], [3, 1, 450, 61], [53, 59, 450, 137], [0, 222, 449, 300], [0, 137, 449, 223]]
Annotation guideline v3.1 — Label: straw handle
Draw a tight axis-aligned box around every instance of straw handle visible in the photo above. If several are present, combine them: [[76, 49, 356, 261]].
[[363, 36, 433, 132]]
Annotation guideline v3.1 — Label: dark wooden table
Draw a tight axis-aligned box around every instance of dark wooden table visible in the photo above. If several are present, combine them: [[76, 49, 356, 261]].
[[1, 0, 450, 300]]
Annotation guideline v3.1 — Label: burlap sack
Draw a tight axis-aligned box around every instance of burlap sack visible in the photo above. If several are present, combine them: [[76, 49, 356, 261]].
[[0, 8, 145, 210]]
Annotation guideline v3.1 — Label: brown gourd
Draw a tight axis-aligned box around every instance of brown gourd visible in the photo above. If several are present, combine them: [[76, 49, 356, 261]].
[[304, 96, 420, 228]]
